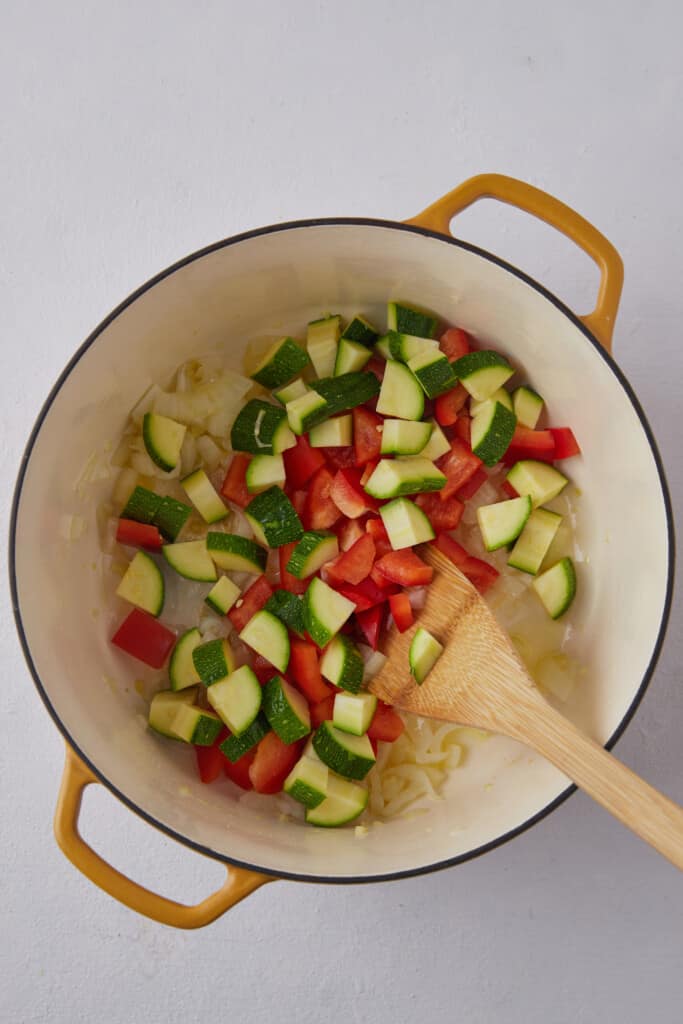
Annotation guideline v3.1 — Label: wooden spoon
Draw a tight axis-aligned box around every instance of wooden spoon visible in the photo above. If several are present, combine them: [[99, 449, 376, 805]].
[[368, 546, 683, 870]]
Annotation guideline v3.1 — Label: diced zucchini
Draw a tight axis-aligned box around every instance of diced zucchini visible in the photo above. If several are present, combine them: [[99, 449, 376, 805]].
[[169, 628, 202, 691], [220, 713, 270, 762], [303, 577, 356, 648], [532, 557, 577, 619], [311, 372, 380, 416], [250, 336, 309, 389], [380, 419, 432, 456], [263, 675, 311, 743], [116, 550, 165, 616], [508, 508, 562, 575], [333, 692, 377, 736], [245, 454, 286, 493], [309, 414, 353, 448], [418, 419, 451, 462], [305, 773, 368, 827], [312, 722, 376, 780], [471, 400, 517, 466], [407, 349, 458, 398], [153, 496, 192, 541], [334, 337, 372, 376], [148, 688, 197, 738], [506, 460, 568, 508], [286, 390, 330, 435], [142, 412, 187, 472], [452, 350, 515, 401], [387, 331, 439, 363], [512, 385, 544, 428], [205, 576, 241, 615], [245, 486, 304, 547], [163, 539, 218, 582], [409, 627, 444, 684], [206, 533, 267, 573], [319, 634, 364, 693], [274, 378, 308, 406], [307, 315, 341, 377], [231, 399, 296, 456], [284, 755, 329, 808], [477, 496, 532, 551], [171, 703, 223, 746], [364, 457, 446, 499], [192, 637, 236, 686], [121, 485, 161, 524], [286, 531, 339, 579], [376, 360, 425, 420], [341, 315, 379, 347], [264, 589, 305, 635], [387, 301, 438, 338], [470, 387, 513, 417], [207, 665, 262, 735], [239, 609, 291, 673], [380, 497, 435, 550], [373, 334, 393, 360], [181, 468, 228, 523]]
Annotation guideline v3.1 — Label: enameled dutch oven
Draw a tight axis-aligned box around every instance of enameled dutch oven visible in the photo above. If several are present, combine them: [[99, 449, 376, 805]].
[[10, 175, 674, 928]]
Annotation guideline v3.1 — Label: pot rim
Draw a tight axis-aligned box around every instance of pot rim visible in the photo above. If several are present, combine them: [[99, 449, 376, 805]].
[[9, 216, 676, 884]]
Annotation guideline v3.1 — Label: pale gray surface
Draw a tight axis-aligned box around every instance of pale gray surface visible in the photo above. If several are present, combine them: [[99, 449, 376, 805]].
[[2, 2, 682, 1022]]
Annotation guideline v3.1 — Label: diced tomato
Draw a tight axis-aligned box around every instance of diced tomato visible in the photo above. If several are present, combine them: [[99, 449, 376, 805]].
[[454, 414, 471, 446], [360, 460, 378, 487], [283, 435, 326, 489], [337, 517, 365, 551], [330, 467, 379, 519], [279, 541, 308, 595], [111, 609, 176, 669], [365, 516, 392, 558], [116, 518, 164, 551], [221, 454, 251, 508], [353, 407, 383, 465], [457, 465, 488, 501], [415, 492, 464, 531], [249, 733, 304, 794], [550, 427, 581, 459], [326, 534, 376, 586], [364, 357, 386, 383], [374, 550, 433, 587], [368, 700, 405, 742], [251, 654, 277, 685], [195, 733, 227, 784], [310, 694, 336, 727], [439, 327, 471, 361], [434, 384, 468, 426], [388, 592, 414, 633], [228, 575, 273, 632], [322, 446, 357, 470], [223, 749, 255, 790], [502, 425, 556, 464], [501, 479, 518, 499], [437, 438, 482, 499], [304, 466, 341, 530], [434, 533, 499, 594], [289, 640, 333, 703], [356, 605, 385, 649]]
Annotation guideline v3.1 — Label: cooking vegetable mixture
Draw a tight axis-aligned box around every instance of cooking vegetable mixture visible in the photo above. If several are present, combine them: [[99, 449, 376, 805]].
[[108, 302, 581, 827]]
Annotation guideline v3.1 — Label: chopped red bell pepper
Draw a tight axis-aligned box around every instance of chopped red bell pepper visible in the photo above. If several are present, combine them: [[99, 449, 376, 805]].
[[501, 479, 518, 499], [223, 748, 255, 790], [388, 592, 414, 633], [322, 446, 357, 470], [356, 604, 385, 649], [279, 541, 308, 595], [374, 550, 433, 587], [304, 466, 341, 530], [434, 533, 499, 594], [111, 609, 176, 668], [330, 467, 379, 519], [289, 640, 333, 703], [434, 384, 468, 426], [550, 427, 581, 459], [369, 563, 398, 590], [227, 575, 273, 632], [360, 460, 379, 487], [283, 434, 326, 489], [116, 518, 164, 551], [454, 414, 471, 446], [195, 731, 228, 784], [249, 733, 303, 794], [415, 492, 464, 531], [326, 533, 376, 586], [368, 701, 405, 742], [251, 654, 278, 685], [365, 516, 392, 558], [353, 407, 383, 465], [336, 517, 365, 551], [310, 694, 336, 727], [289, 490, 307, 517], [439, 327, 471, 361], [502, 425, 556, 464], [457, 465, 488, 501], [437, 438, 482, 499], [364, 357, 386, 383], [221, 454, 251, 507]]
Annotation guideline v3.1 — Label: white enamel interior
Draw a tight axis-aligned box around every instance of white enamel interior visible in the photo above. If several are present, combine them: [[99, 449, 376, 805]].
[[13, 223, 670, 880]]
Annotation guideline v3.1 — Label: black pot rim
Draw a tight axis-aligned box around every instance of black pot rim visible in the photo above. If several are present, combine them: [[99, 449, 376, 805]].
[[9, 216, 676, 885]]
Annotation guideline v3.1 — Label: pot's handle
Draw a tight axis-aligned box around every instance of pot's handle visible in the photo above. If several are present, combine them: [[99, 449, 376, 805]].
[[405, 173, 624, 352], [54, 745, 273, 928]]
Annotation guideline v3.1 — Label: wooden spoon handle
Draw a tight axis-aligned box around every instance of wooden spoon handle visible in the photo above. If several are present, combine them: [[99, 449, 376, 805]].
[[504, 699, 683, 870]]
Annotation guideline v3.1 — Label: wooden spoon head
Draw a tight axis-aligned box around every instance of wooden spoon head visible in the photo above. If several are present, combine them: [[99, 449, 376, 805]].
[[368, 546, 535, 731]]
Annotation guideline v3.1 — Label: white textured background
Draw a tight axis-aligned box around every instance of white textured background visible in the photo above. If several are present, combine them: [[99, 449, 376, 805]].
[[2, 2, 682, 1022]]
